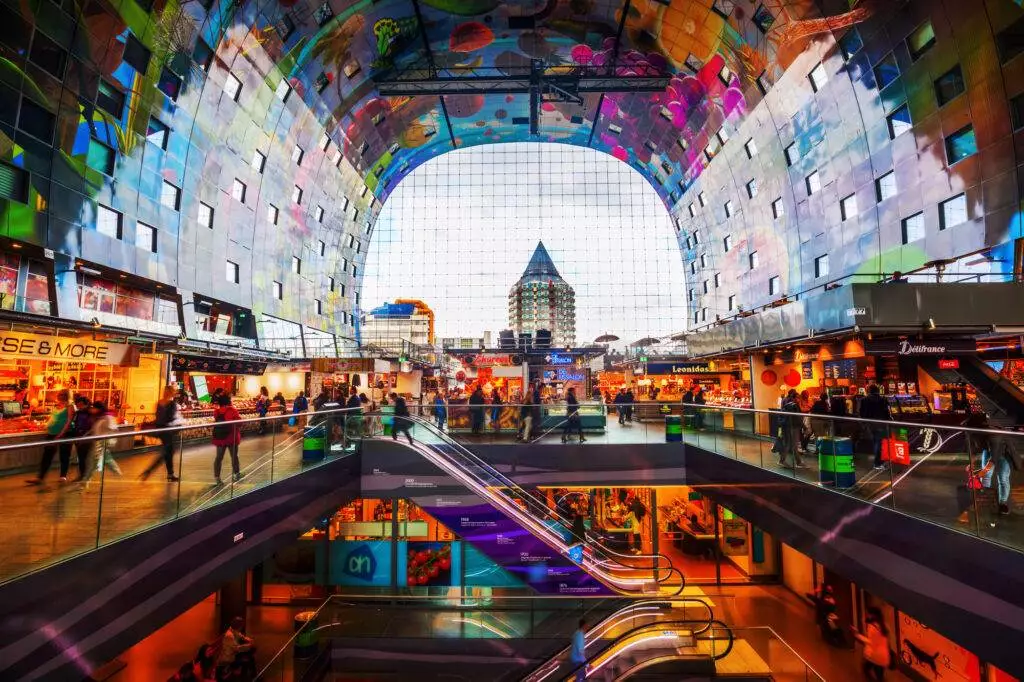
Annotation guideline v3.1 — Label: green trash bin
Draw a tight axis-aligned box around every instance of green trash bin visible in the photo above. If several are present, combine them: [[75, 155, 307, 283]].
[[817, 437, 855, 488], [293, 611, 319, 658], [665, 415, 682, 442]]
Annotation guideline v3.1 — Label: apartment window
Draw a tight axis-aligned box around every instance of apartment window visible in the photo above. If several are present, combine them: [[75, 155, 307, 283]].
[[87, 138, 115, 175], [147, 117, 169, 149], [232, 179, 246, 202], [315, 299, 323, 316], [1012, 93, 1024, 131], [699, 253, 707, 268], [749, 251, 759, 270], [361, 185, 369, 198], [136, 222, 157, 252], [292, 145, 304, 165], [940, 193, 968, 230], [313, 1, 334, 26], [96, 205, 122, 239], [907, 21, 936, 61], [96, 80, 125, 118], [716, 126, 730, 145], [226, 260, 239, 284], [273, 281, 283, 299], [902, 212, 925, 244], [328, 276, 336, 292], [698, 192, 707, 208], [756, 73, 770, 94], [292, 256, 301, 274], [692, 230, 701, 245], [688, 289, 694, 302], [673, 218, 682, 233], [727, 294, 736, 311], [839, 28, 863, 60], [744, 138, 757, 158], [746, 179, 758, 198], [935, 65, 965, 106], [346, 233, 355, 248], [724, 200, 735, 218], [352, 265, 358, 278], [814, 254, 829, 279], [275, 79, 292, 102], [123, 33, 151, 73], [685, 236, 693, 250], [806, 170, 821, 195], [267, 204, 279, 225], [30, 31, 67, 79], [251, 150, 266, 173], [714, 273, 722, 288], [808, 62, 828, 92], [690, 262, 697, 275], [945, 125, 977, 164], [769, 276, 781, 296], [157, 67, 181, 101], [224, 73, 242, 101], [701, 307, 708, 322], [723, 235, 732, 253], [318, 240, 326, 256], [702, 280, 709, 294], [887, 105, 912, 139], [840, 194, 857, 221], [160, 180, 180, 210], [319, 133, 331, 151], [193, 38, 214, 72], [772, 198, 784, 219], [198, 202, 214, 228], [694, 310, 700, 324], [874, 53, 899, 89], [876, 171, 897, 201], [784, 143, 798, 166], [292, 185, 303, 204], [688, 203, 696, 217], [315, 205, 325, 223]]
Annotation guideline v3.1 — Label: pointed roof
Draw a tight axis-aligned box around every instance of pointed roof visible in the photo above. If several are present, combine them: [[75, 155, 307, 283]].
[[521, 241, 560, 279]]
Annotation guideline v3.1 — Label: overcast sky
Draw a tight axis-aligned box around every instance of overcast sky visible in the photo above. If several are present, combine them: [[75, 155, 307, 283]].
[[362, 143, 688, 346]]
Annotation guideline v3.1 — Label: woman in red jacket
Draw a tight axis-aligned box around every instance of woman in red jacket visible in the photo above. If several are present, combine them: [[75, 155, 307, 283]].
[[212, 394, 242, 484]]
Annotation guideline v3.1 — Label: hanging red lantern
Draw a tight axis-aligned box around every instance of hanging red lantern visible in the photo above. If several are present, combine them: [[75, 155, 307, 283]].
[[784, 369, 801, 387], [760, 369, 778, 386]]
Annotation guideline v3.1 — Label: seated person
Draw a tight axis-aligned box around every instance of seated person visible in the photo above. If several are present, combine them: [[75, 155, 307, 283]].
[[217, 617, 256, 678]]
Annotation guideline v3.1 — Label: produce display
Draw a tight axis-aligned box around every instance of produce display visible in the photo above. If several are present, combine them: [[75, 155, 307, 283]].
[[406, 542, 453, 586], [0, 416, 47, 435]]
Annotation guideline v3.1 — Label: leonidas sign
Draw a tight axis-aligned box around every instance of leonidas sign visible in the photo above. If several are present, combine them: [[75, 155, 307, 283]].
[[0, 331, 139, 365], [866, 338, 976, 356]]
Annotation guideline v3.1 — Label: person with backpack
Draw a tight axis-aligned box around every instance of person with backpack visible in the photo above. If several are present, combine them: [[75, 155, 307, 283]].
[[390, 392, 414, 445], [140, 386, 181, 482], [858, 385, 893, 470], [779, 389, 806, 468], [212, 394, 242, 485], [255, 386, 270, 435], [433, 392, 447, 431], [561, 387, 585, 444]]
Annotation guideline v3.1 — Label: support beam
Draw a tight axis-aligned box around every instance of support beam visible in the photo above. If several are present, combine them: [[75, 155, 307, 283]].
[[376, 74, 669, 97]]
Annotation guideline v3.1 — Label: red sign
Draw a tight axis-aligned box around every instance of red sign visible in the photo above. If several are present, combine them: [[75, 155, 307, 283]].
[[472, 354, 514, 367], [938, 358, 960, 370]]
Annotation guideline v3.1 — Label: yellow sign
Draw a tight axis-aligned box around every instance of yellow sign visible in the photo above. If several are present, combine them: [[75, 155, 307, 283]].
[[0, 331, 138, 366]]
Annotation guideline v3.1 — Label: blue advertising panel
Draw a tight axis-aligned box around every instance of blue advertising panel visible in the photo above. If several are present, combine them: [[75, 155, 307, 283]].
[[329, 541, 392, 586], [463, 543, 524, 587]]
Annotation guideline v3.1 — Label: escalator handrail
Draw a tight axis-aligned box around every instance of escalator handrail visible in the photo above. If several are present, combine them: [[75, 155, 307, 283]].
[[401, 415, 683, 587], [520, 599, 715, 682], [562, 617, 733, 681]]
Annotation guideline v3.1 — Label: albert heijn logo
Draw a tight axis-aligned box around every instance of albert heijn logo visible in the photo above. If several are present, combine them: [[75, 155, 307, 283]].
[[342, 544, 377, 581]]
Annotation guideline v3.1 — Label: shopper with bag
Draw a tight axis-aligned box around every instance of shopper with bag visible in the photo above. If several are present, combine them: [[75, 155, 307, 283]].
[[858, 385, 892, 470], [140, 386, 181, 482], [212, 394, 243, 485]]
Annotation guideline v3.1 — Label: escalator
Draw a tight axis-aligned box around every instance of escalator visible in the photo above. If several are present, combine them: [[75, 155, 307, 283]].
[[393, 416, 686, 596], [918, 355, 1024, 426]]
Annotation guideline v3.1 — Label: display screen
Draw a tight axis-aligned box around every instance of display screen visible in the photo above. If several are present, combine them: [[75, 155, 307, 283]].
[[1, 401, 21, 416], [192, 375, 210, 402]]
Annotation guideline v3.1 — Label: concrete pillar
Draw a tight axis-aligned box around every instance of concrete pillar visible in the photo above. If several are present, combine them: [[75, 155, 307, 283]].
[[218, 571, 247, 633]]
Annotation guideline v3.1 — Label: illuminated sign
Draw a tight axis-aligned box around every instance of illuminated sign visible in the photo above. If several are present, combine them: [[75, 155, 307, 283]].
[[341, 543, 377, 581], [472, 354, 514, 367], [938, 358, 960, 370], [556, 368, 586, 382], [0, 331, 137, 365], [545, 353, 573, 365], [645, 362, 716, 375]]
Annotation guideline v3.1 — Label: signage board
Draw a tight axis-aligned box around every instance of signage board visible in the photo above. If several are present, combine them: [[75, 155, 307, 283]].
[[0, 331, 138, 366], [938, 358, 960, 370], [545, 352, 573, 365], [645, 362, 716, 375], [172, 354, 267, 375], [865, 339, 976, 356], [555, 368, 586, 382], [330, 540, 393, 586], [471, 354, 515, 367], [312, 357, 374, 373]]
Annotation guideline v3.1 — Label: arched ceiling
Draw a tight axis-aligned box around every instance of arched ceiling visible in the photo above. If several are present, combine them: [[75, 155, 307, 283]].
[[217, 0, 853, 208]]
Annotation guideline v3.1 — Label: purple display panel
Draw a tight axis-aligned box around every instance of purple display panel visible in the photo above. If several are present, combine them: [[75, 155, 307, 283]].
[[411, 492, 610, 595]]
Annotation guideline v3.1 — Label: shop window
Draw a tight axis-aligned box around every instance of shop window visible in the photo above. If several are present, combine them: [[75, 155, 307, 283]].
[[252, 150, 266, 173], [160, 180, 180, 210], [749, 251, 759, 270], [292, 145, 304, 165], [808, 62, 828, 92], [876, 170, 897, 201], [275, 78, 291, 102], [147, 117, 169, 150], [945, 125, 976, 164], [907, 21, 936, 61], [293, 185, 303, 204], [768, 275, 780, 295], [198, 202, 214, 229], [746, 179, 757, 198], [96, 204, 122, 239], [697, 192, 707, 207], [193, 37, 214, 72], [805, 170, 821, 195], [728, 294, 735, 311], [839, 28, 863, 60], [887, 105, 912, 139], [744, 138, 757, 158], [0, 162, 28, 203], [30, 31, 66, 79], [315, 299, 323, 315], [224, 72, 242, 101], [784, 143, 798, 166], [814, 254, 829, 278], [96, 79, 125, 119], [939, 193, 967, 230], [723, 235, 732, 252], [157, 67, 181, 101], [902, 212, 925, 244], [226, 260, 239, 283], [840, 193, 857, 221], [122, 33, 150, 73], [273, 280, 283, 300], [18, 97, 54, 142], [714, 272, 721, 288], [86, 138, 115, 175], [771, 198, 784, 219], [267, 204, 279, 225], [873, 53, 899, 89], [136, 222, 157, 253], [292, 256, 301, 274], [935, 65, 965, 106], [724, 200, 735, 218], [316, 205, 325, 223], [687, 203, 696, 217], [232, 179, 247, 202], [1012, 93, 1024, 131], [78, 275, 175, 324]]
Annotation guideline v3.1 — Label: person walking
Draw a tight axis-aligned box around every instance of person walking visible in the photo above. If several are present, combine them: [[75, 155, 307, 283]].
[[82, 401, 122, 486], [292, 390, 309, 430], [141, 386, 180, 482], [518, 392, 533, 442], [345, 386, 363, 445], [469, 386, 485, 435], [255, 386, 270, 435], [69, 395, 95, 480], [433, 392, 447, 431], [26, 389, 74, 485], [570, 618, 588, 681], [212, 394, 243, 485], [561, 388, 586, 444], [614, 388, 627, 425], [531, 383, 543, 440], [624, 388, 635, 423], [490, 389, 503, 429], [391, 392, 414, 445], [779, 389, 805, 468], [859, 385, 893, 470], [852, 607, 891, 681], [693, 387, 707, 429]]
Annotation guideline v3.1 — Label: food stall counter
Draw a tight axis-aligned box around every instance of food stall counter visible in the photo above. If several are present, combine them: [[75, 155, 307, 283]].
[[541, 401, 607, 433]]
